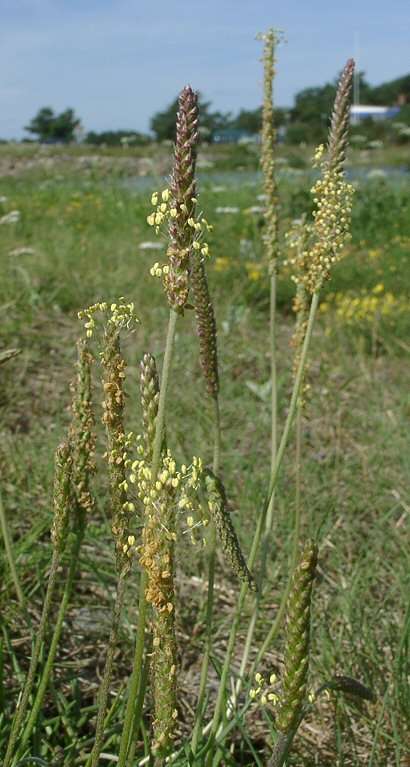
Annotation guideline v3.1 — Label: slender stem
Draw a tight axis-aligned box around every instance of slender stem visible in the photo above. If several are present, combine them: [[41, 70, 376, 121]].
[[267, 730, 296, 767], [190, 396, 221, 754], [87, 575, 126, 767], [293, 404, 303, 568], [17, 530, 83, 755], [151, 310, 178, 480], [229, 273, 278, 712], [117, 571, 148, 767], [250, 402, 305, 679], [126, 656, 150, 767], [267, 293, 319, 503], [270, 272, 278, 480], [0, 491, 25, 610], [117, 309, 178, 767], [3, 547, 61, 767], [205, 293, 319, 756]]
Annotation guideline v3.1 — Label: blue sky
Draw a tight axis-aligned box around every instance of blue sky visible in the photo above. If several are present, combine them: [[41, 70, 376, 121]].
[[0, 0, 409, 139]]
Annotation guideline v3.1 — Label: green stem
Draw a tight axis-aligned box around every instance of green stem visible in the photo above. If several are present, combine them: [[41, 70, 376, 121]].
[[117, 309, 178, 767], [151, 310, 178, 480], [16, 529, 83, 757], [0, 491, 25, 610], [270, 272, 277, 480], [3, 546, 61, 767], [228, 271, 278, 714], [293, 404, 303, 569], [88, 575, 126, 767], [125, 655, 150, 767], [117, 571, 148, 767], [205, 293, 319, 759], [250, 383, 306, 679], [190, 396, 221, 754], [267, 730, 296, 767]]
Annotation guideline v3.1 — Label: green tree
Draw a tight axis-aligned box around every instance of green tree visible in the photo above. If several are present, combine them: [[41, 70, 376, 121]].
[[85, 130, 149, 146], [25, 107, 80, 143], [290, 71, 372, 143], [150, 95, 230, 142]]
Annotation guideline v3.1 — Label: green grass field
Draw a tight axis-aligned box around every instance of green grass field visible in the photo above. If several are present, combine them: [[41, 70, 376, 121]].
[[0, 146, 409, 766]]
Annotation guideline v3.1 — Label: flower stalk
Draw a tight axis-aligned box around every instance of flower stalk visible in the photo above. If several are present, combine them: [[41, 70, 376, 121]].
[[3, 442, 73, 767]]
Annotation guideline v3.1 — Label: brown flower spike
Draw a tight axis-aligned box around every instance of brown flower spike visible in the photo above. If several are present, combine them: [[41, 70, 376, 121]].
[[164, 85, 199, 310], [191, 255, 219, 398], [101, 327, 133, 573]]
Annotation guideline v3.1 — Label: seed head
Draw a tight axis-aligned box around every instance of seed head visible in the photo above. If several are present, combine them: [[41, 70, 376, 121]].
[[70, 339, 96, 529], [140, 353, 161, 461], [191, 255, 219, 398], [164, 85, 199, 310], [276, 540, 318, 733], [101, 327, 134, 573], [51, 442, 73, 553], [259, 28, 282, 273], [204, 470, 255, 590]]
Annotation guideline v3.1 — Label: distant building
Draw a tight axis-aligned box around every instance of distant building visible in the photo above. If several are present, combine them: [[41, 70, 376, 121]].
[[213, 129, 260, 144], [350, 105, 401, 123]]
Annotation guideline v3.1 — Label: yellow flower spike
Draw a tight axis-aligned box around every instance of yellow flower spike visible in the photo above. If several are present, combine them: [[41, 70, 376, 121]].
[[151, 192, 158, 206], [161, 189, 170, 202]]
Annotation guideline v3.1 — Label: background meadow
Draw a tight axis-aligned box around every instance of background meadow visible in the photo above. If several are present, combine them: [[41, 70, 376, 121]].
[[0, 141, 409, 765]]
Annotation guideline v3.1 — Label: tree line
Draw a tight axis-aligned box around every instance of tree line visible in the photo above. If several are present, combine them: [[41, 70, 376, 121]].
[[23, 71, 410, 146]]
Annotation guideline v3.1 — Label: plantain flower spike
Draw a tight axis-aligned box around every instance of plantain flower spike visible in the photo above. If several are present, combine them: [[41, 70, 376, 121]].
[[140, 352, 161, 460], [191, 255, 219, 398], [276, 540, 318, 734], [260, 28, 281, 274], [164, 85, 199, 310], [51, 442, 73, 553], [328, 58, 355, 173], [70, 339, 96, 530], [101, 327, 134, 574], [204, 470, 255, 590], [291, 59, 355, 295]]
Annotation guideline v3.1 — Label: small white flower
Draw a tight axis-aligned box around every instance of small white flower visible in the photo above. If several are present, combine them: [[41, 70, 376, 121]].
[[0, 210, 20, 225], [138, 241, 164, 250]]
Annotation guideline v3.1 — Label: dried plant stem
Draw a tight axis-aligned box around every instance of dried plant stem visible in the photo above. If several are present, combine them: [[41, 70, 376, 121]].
[[0, 490, 25, 610], [4, 546, 61, 767], [190, 397, 221, 754], [88, 576, 127, 767], [117, 310, 178, 767], [17, 528, 83, 755], [206, 293, 319, 755]]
